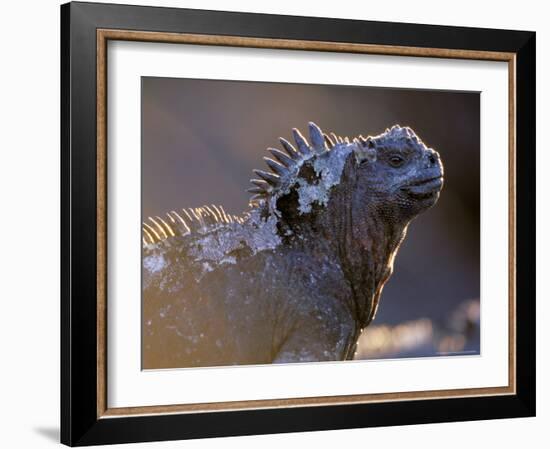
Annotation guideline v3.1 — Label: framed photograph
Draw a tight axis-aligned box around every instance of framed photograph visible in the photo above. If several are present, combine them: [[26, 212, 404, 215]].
[[60, 1, 535, 446]]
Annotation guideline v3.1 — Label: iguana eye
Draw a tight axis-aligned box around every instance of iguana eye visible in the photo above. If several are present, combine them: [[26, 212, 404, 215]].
[[388, 155, 405, 167]]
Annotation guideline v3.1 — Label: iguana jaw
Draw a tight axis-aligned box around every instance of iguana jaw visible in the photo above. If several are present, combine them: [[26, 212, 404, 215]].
[[400, 174, 444, 198]]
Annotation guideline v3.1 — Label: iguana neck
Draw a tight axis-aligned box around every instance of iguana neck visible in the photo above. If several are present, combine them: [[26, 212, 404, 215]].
[[355, 216, 407, 328], [321, 188, 409, 329]]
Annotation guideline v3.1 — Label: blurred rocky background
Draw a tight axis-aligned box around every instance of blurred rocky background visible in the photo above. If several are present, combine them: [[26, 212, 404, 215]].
[[142, 77, 480, 360]]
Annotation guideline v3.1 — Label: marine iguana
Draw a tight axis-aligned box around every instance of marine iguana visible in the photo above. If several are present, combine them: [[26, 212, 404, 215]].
[[142, 122, 444, 369]]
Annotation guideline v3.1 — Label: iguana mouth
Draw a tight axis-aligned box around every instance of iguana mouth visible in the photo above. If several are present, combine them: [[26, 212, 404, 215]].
[[401, 175, 444, 198], [408, 175, 443, 187]]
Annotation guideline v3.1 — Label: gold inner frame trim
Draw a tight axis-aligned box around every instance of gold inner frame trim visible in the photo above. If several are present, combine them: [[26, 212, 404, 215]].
[[96, 28, 517, 419]]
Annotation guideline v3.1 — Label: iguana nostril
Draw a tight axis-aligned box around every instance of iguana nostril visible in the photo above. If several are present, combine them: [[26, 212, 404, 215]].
[[428, 154, 436, 165]]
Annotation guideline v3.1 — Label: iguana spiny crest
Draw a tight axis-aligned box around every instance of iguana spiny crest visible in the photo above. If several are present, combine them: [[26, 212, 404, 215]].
[[142, 122, 439, 250]]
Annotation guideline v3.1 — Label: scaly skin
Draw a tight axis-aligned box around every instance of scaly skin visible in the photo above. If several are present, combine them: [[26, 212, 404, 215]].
[[142, 123, 444, 368]]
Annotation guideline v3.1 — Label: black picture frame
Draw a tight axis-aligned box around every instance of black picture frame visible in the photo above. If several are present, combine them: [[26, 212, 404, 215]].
[[61, 1, 535, 446]]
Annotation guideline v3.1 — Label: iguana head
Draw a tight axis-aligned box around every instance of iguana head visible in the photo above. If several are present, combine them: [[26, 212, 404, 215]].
[[348, 125, 444, 222], [252, 122, 443, 234]]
